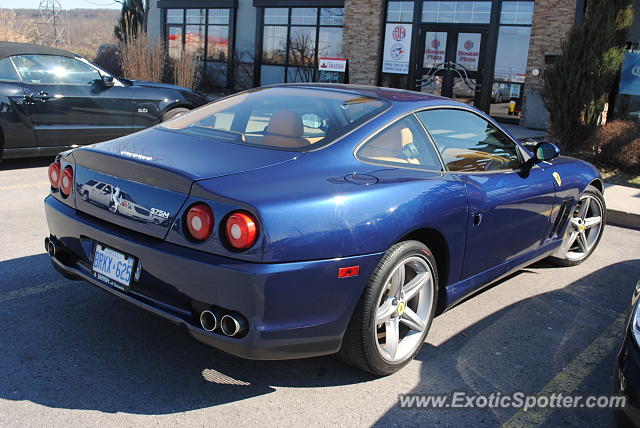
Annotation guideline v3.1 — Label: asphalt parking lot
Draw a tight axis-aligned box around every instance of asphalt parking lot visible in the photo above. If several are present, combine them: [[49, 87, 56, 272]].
[[1, 157, 639, 427]]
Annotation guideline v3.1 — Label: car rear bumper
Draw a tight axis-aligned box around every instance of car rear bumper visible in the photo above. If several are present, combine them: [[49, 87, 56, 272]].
[[45, 195, 383, 360]]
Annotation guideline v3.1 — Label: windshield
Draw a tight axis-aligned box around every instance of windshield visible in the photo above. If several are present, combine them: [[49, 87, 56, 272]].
[[160, 87, 389, 151]]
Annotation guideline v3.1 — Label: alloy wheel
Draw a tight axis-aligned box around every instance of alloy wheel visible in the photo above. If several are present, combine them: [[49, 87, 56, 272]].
[[374, 256, 434, 362], [563, 194, 604, 261]]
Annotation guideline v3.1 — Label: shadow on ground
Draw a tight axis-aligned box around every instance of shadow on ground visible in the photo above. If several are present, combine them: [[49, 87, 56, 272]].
[[1, 253, 637, 422], [0, 156, 54, 171]]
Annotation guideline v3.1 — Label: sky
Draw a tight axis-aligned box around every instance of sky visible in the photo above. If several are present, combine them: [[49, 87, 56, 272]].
[[0, 0, 120, 9]]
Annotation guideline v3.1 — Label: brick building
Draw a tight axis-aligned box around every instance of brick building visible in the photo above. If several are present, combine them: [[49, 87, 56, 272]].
[[148, 0, 636, 127]]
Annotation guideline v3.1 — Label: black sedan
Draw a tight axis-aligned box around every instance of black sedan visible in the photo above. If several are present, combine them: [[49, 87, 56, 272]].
[[614, 280, 640, 426], [0, 42, 209, 160]]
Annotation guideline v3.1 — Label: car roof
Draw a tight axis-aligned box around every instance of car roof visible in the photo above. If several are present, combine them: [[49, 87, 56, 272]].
[[269, 83, 454, 104], [0, 42, 76, 61]]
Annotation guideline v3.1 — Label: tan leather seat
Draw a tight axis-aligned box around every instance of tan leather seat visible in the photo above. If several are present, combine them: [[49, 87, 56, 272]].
[[359, 123, 420, 165], [262, 110, 309, 149]]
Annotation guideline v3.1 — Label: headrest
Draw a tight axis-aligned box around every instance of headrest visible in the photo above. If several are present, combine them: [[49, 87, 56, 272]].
[[400, 128, 414, 148], [266, 110, 304, 138]]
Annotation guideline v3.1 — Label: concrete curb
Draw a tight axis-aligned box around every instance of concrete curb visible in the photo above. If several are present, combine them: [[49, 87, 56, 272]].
[[607, 209, 640, 230]]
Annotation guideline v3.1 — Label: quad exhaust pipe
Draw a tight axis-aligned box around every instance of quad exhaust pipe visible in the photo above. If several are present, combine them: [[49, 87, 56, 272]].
[[199, 309, 247, 337], [199, 310, 218, 332], [220, 314, 247, 337]]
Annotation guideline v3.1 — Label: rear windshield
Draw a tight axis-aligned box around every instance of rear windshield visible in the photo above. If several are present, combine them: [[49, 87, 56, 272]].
[[160, 87, 389, 151]]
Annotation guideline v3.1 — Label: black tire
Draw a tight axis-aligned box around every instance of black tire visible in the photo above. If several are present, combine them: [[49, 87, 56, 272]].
[[82, 191, 89, 201], [548, 184, 606, 267], [338, 240, 439, 375], [162, 107, 190, 122]]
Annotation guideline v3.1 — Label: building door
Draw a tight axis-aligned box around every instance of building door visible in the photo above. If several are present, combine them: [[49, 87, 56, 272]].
[[416, 26, 489, 110]]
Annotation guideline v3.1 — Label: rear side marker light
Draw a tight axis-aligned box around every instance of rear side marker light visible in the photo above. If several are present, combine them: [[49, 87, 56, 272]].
[[59, 166, 73, 197], [338, 266, 360, 278], [225, 212, 258, 250], [48, 161, 61, 189], [186, 203, 214, 241]]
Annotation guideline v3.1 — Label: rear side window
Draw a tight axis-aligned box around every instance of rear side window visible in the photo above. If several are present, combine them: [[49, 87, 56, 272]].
[[357, 115, 442, 171], [416, 109, 522, 172], [0, 58, 19, 81], [161, 87, 389, 151]]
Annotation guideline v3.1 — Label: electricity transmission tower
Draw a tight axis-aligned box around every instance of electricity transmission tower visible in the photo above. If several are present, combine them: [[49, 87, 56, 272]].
[[36, 0, 70, 48]]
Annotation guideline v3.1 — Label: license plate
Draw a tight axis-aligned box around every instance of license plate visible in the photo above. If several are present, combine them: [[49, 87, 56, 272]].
[[92, 244, 136, 291]]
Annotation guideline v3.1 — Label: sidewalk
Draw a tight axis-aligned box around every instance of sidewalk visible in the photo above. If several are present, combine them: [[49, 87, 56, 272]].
[[605, 184, 640, 229], [501, 122, 640, 229]]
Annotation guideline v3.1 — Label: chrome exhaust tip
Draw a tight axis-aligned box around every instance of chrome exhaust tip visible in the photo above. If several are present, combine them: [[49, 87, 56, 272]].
[[220, 314, 246, 337], [200, 310, 218, 332], [46, 237, 56, 257]]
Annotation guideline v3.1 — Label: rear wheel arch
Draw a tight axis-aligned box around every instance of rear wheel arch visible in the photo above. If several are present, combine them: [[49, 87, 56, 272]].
[[397, 228, 449, 314]]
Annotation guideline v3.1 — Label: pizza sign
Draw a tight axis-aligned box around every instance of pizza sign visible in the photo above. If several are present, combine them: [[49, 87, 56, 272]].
[[382, 23, 412, 74]]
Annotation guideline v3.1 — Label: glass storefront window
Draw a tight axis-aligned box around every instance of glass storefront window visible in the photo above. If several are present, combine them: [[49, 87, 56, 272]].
[[494, 26, 531, 82], [422, 1, 492, 24], [318, 27, 344, 58], [264, 8, 288, 25], [208, 9, 229, 25], [262, 26, 287, 64], [387, 1, 414, 23], [320, 8, 344, 26], [500, 1, 534, 25], [291, 8, 318, 25], [166, 9, 183, 24], [164, 7, 232, 89], [260, 7, 344, 84]]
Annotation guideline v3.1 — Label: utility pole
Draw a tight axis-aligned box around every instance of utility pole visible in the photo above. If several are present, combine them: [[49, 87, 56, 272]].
[[36, 0, 70, 48]]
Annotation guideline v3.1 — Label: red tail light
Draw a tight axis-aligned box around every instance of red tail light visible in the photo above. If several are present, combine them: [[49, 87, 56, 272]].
[[225, 212, 258, 250], [48, 161, 61, 189], [59, 166, 73, 196], [186, 203, 214, 241]]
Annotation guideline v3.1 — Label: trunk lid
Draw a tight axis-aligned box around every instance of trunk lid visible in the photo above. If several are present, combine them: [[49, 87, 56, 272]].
[[72, 127, 298, 238]]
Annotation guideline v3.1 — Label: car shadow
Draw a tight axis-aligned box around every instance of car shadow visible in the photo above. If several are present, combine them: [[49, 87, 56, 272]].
[[1, 253, 637, 421], [0, 156, 55, 171]]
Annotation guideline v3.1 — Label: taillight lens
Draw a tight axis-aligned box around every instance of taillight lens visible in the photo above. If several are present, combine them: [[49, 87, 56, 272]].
[[186, 203, 214, 241], [225, 212, 258, 250], [59, 166, 73, 197], [48, 161, 61, 189]]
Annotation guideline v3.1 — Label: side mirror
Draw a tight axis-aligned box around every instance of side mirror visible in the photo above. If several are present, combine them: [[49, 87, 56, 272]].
[[533, 141, 560, 163], [101, 75, 115, 87]]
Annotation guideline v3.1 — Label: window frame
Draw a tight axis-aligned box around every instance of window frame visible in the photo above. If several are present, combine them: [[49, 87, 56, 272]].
[[0, 57, 21, 82], [162, 7, 235, 89], [415, 105, 529, 174], [354, 112, 445, 173], [257, 6, 345, 85]]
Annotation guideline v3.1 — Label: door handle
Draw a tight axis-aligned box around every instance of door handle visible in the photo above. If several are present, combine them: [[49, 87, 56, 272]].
[[27, 91, 52, 102], [472, 212, 483, 227]]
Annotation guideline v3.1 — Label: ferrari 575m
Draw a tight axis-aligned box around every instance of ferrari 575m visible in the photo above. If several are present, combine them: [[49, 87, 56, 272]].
[[44, 84, 606, 375]]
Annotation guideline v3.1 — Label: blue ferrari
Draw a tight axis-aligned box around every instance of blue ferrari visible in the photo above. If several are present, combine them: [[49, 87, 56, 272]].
[[44, 84, 606, 375]]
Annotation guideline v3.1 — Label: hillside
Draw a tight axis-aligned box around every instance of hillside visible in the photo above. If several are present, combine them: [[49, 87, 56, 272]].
[[5, 8, 119, 58]]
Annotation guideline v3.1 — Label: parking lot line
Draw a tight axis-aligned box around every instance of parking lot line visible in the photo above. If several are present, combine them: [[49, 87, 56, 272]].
[[0, 181, 50, 192], [0, 279, 71, 303], [501, 311, 627, 427]]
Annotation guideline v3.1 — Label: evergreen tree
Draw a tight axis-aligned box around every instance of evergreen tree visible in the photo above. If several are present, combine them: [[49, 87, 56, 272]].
[[114, 0, 144, 42], [543, 0, 633, 149]]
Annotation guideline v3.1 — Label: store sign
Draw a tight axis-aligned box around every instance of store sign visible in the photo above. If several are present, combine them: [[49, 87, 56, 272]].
[[318, 58, 347, 73], [619, 52, 640, 96], [456, 33, 481, 72], [423, 32, 447, 69], [382, 23, 412, 74]]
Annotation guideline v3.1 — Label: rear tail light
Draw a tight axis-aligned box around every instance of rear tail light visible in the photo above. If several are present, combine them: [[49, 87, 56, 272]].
[[186, 203, 214, 241], [59, 166, 74, 197], [225, 212, 258, 250], [48, 161, 61, 189]]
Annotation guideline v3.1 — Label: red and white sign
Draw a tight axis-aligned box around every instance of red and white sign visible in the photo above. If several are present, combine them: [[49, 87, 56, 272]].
[[423, 32, 447, 69], [318, 57, 347, 72], [382, 23, 412, 74], [456, 33, 482, 72]]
